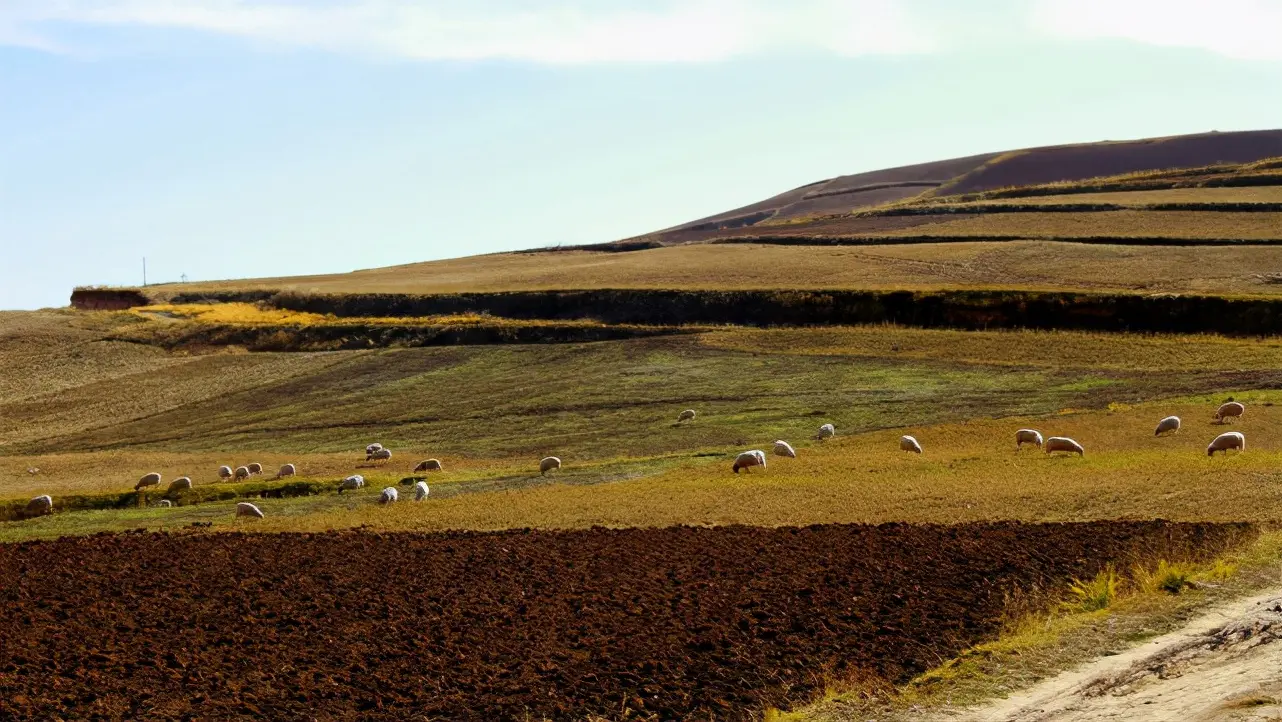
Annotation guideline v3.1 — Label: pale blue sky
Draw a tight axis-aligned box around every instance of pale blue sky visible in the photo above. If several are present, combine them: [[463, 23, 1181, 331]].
[[2, 1, 1281, 309]]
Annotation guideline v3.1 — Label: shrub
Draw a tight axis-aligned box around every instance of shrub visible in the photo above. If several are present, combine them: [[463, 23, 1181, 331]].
[[1064, 568, 1120, 611], [1135, 560, 1196, 595]]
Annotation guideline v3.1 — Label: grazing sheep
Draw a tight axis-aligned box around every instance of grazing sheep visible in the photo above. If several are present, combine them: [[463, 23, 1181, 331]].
[[414, 481, 430, 501], [773, 440, 797, 458], [1155, 416, 1182, 436], [218, 465, 233, 480], [678, 409, 696, 422], [26, 495, 53, 517], [157, 499, 173, 508], [540, 456, 562, 475], [366, 443, 383, 455], [732, 450, 767, 474], [1215, 402, 1245, 423], [1015, 429, 1044, 449], [233, 466, 251, 481], [275, 463, 296, 479], [135, 472, 162, 491], [167, 476, 193, 493], [413, 459, 443, 473], [1045, 437, 1085, 456], [26, 467, 39, 475], [338, 474, 365, 493], [235, 502, 264, 519], [367, 448, 393, 463], [900, 435, 923, 454], [817, 423, 836, 440], [379, 487, 398, 504], [246, 462, 263, 476], [1207, 431, 1245, 456]]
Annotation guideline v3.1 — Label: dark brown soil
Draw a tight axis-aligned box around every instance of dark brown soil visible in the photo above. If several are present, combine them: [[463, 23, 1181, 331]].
[[0, 522, 1253, 721]]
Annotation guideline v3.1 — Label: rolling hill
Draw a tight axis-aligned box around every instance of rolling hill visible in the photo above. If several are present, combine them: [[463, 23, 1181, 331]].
[[648, 128, 1282, 240], [110, 129, 1282, 311]]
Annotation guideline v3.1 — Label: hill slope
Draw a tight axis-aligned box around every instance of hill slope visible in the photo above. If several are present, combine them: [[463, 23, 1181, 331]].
[[651, 129, 1282, 239]]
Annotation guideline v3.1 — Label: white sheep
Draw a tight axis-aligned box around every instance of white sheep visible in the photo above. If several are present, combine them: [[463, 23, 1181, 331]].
[[540, 456, 562, 475], [236, 502, 264, 519], [157, 499, 173, 508], [900, 435, 923, 454], [1207, 431, 1245, 456], [1045, 437, 1085, 456], [366, 443, 384, 455], [1215, 402, 1245, 423], [379, 487, 398, 504], [1015, 429, 1044, 449], [773, 440, 797, 458], [246, 462, 263, 476], [135, 472, 162, 491], [1154, 416, 1182, 436], [732, 450, 767, 474], [233, 466, 251, 481], [275, 463, 296, 479], [414, 459, 443, 472], [218, 465, 233, 481], [26, 495, 53, 517], [678, 409, 696, 422], [367, 448, 393, 463], [817, 423, 835, 440], [338, 474, 365, 493], [167, 476, 193, 492], [414, 481, 430, 501]]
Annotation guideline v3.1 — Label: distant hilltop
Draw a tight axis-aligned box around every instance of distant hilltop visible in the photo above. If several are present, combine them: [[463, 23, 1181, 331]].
[[627, 128, 1282, 245]]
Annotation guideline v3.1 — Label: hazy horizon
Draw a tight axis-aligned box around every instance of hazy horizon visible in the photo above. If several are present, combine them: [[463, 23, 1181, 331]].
[[3, 1, 1282, 310]]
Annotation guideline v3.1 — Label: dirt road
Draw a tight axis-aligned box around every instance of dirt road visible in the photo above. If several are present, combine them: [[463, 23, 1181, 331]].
[[956, 588, 1282, 722]]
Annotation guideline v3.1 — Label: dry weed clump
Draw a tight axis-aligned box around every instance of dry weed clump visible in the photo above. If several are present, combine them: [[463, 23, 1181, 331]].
[[133, 303, 614, 329]]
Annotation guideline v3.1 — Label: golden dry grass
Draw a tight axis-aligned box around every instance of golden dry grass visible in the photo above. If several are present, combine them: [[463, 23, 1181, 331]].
[[880, 211, 1282, 240], [134, 303, 621, 328], [147, 241, 1282, 299], [699, 326, 1282, 372], [9, 311, 1282, 505], [962, 186, 1282, 206], [224, 391, 1282, 535]]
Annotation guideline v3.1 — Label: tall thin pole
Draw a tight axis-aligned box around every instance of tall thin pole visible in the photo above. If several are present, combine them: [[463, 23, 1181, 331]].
[[143, 257, 147, 286]]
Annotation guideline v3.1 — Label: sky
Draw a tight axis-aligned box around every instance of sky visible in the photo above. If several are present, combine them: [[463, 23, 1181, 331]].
[[2, 1, 1282, 310]]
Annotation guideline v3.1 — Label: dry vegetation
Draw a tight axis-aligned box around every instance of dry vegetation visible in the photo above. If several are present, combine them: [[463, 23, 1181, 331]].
[[960, 185, 1282, 206], [877, 211, 1282, 240], [699, 326, 1282, 371], [11, 391, 1282, 541], [138, 241, 1282, 299], [134, 303, 622, 328], [7, 308, 1282, 540]]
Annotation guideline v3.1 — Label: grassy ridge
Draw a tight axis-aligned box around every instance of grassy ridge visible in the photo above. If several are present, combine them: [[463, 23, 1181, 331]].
[[116, 302, 697, 351]]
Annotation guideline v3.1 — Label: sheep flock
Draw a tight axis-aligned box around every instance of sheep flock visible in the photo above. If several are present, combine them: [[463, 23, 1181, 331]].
[[14, 399, 1261, 523]]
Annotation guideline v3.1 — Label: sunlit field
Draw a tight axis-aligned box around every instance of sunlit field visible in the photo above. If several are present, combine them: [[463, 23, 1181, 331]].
[[6, 391, 1281, 542]]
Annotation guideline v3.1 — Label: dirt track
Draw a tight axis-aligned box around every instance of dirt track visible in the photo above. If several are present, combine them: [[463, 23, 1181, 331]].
[[956, 588, 1282, 721], [0, 522, 1252, 721]]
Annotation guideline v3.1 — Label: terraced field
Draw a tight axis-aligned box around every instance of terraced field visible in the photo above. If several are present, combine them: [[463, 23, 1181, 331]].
[[10, 135, 1282, 721]]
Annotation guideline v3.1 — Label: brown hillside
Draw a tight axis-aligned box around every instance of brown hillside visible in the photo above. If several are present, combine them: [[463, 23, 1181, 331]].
[[650, 129, 1282, 243]]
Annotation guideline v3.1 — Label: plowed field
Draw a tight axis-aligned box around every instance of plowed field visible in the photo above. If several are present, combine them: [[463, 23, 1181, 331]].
[[0, 522, 1253, 721]]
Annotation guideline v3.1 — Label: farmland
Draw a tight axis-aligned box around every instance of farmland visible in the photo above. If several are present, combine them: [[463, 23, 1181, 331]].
[[9, 132, 1282, 721]]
